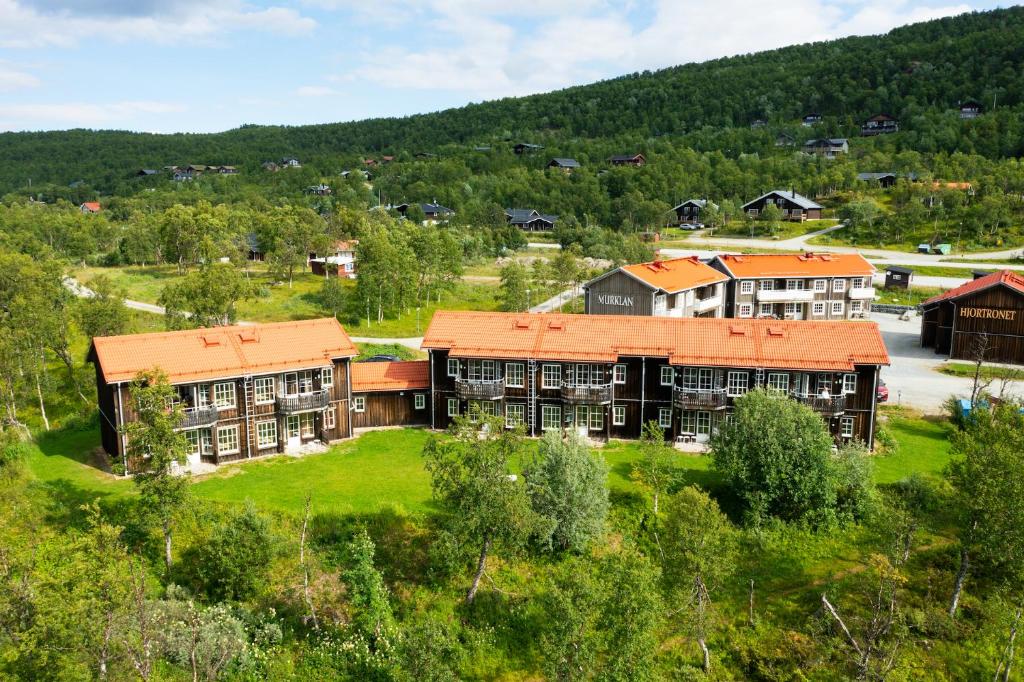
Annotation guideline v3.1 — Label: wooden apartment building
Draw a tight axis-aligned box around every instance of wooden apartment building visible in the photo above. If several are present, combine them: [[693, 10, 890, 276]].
[[423, 311, 889, 447], [584, 257, 728, 318], [709, 253, 876, 320], [88, 319, 357, 473], [742, 190, 823, 221]]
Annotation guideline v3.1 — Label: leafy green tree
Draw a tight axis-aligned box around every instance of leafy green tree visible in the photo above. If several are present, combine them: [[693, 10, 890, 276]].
[[597, 548, 663, 682], [661, 487, 738, 674], [711, 389, 837, 524], [318, 276, 348, 320], [839, 198, 882, 242], [122, 369, 191, 573], [524, 429, 609, 553], [266, 206, 329, 287], [76, 275, 129, 339], [498, 261, 530, 312], [183, 502, 275, 601], [946, 405, 1024, 616], [159, 595, 250, 682], [343, 529, 396, 648], [631, 421, 674, 515], [538, 557, 603, 682], [422, 413, 546, 603], [158, 262, 255, 329], [760, 203, 783, 236]]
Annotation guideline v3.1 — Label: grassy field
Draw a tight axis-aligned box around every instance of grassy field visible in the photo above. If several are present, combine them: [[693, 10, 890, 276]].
[[708, 218, 838, 241], [810, 227, 1024, 254], [344, 280, 501, 337], [875, 285, 944, 306], [937, 361, 1024, 381], [25, 409, 955, 518], [942, 256, 1024, 265], [354, 343, 425, 360]]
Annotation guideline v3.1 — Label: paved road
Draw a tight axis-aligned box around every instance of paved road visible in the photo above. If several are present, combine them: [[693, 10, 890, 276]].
[[65, 277, 172, 316], [874, 312, 1021, 413]]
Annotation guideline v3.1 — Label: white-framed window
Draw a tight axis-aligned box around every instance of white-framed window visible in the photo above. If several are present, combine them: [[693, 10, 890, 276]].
[[681, 411, 695, 434], [185, 429, 202, 455], [660, 366, 674, 386], [253, 377, 275, 404], [505, 363, 525, 388], [813, 279, 827, 292], [321, 367, 334, 389], [841, 417, 854, 438], [698, 368, 714, 390], [447, 358, 459, 377], [832, 278, 846, 292], [213, 382, 236, 409], [353, 396, 365, 412], [612, 405, 625, 426], [541, 405, 562, 431], [468, 359, 496, 381], [738, 303, 753, 318], [727, 371, 749, 397], [658, 407, 672, 428], [784, 302, 802, 316], [589, 406, 603, 431], [323, 407, 336, 429], [542, 364, 561, 389], [851, 277, 865, 288], [696, 411, 712, 435], [414, 393, 426, 410], [785, 279, 805, 290], [613, 364, 626, 384], [682, 367, 698, 390], [287, 415, 300, 439], [470, 400, 498, 417], [851, 300, 864, 313], [217, 425, 239, 454], [446, 398, 458, 417], [724, 412, 736, 428], [505, 403, 525, 428], [759, 303, 774, 317], [812, 302, 825, 316], [759, 279, 775, 291], [831, 301, 845, 315], [739, 281, 754, 295], [767, 372, 790, 393], [843, 374, 857, 394], [195, 385, 211, 408], [299, 413, 314, 437], [285, 371, 313, 395], [256, 420, 277, 449]]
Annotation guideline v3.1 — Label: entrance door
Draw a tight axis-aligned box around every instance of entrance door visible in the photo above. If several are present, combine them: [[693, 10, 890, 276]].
[[286, 415, 301, 451], [575, 405, 589, 437]]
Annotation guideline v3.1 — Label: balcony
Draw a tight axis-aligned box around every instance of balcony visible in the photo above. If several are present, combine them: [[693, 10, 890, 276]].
[[791, 393, 846, 415], [694, 295, 722, 314], [455, 378, 505, 401], [277, 389, 330, 414], [673, 387, 728, 410], [560, 382, 612, 404], [848, 287, 876, 300], [756, 288, 814, 303], [176, 405, 218, 430]]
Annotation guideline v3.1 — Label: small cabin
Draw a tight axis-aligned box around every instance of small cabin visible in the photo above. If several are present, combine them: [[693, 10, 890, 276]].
[[857, 172, 898, 188], [959, 100, 983, 119], [884, 266, 913, 289], [609, 153, 646, 167], [861, 114, 899, 136], [548, 158, 580, 172]]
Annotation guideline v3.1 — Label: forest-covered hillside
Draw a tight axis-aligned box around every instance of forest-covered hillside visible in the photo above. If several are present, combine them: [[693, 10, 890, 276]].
[[2, 6, 1024, 193]]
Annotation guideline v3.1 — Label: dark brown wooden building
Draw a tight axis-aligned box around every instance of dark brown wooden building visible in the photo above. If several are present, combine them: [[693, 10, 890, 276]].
[[423, 311, 889, 447], [88, 319, 358, 473], [584, 257, 727, 318], [351, 361, 431, 429], [742, 190, 823, 221], [920, 270, 1024, 364], [885, 266, 913, 289], [609, 153, 646, 167]]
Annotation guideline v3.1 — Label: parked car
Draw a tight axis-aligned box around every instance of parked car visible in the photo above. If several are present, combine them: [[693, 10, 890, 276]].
[[682, 222, 704, 231], [361, 354, 402, 362], [876, 379, 889, 402]]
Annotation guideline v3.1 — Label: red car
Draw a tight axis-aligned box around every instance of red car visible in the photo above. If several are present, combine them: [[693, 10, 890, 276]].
[[876, 379, 889, 403]]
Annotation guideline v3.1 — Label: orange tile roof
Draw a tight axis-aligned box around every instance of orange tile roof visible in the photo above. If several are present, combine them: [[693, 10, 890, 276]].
[[81, 202, 101, 212], [713, 252, 875, 278], [422, 311, 889, 371], [351, 361, 429, 392], [616, 256, 727, 293], [922, 269, 1024, 306], [90, 318, 357, 384]]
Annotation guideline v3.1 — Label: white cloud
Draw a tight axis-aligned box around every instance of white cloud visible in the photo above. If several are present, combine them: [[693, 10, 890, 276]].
[[295, 85, 338, 96], [0, 0, 315, 48], [0, 100, 186, 130], [0, 62, 40, 91]]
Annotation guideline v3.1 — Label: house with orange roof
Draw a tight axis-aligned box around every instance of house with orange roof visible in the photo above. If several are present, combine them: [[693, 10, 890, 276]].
[[310, 239, 358, 279], [87, 318, 358, 472], [80, 201, 101, 214], [351, 360, 431, 429], [920, 270, 1024, 364], [423, 310, 889, 447], [709, 252, 877, 321], [583, 257, 728, 318]]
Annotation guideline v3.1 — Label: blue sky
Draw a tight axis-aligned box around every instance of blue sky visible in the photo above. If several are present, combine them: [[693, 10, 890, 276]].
[[0, 0, 1013, 133]]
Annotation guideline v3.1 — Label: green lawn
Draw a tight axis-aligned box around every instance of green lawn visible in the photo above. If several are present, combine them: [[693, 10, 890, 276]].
[[709, 218, 838, 240], [942, 256, 1024, 265], [354, 343, 425, 361], [937, 361, 1024, 381], [872, 411, 955, 484], [343, 280, 501, 338], [875, 286, 944, 306]]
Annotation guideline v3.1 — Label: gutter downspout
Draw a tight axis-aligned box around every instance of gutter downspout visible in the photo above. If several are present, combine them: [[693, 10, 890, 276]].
[[868, 367, 879, 451], [949, 301, 958, 359], [117, 382, 127, 474], [346, 360, 353, 438], [429, 352, 435, 430], [640, 357, 647, 431]]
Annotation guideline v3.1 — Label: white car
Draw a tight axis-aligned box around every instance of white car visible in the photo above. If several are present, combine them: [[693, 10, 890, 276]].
[[681, 222, 704, 231]]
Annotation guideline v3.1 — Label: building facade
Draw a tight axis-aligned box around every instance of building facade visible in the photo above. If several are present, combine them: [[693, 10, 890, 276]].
[[584, 257, 728, 318], [88, 319, 357, 473], [669, 199, 714, 226], [351, 361, 431, 429], [920, 270, 1024, 364], [742, 190, 823, 221], [709, 253, 876, 320], [423, 311, 888, 447]]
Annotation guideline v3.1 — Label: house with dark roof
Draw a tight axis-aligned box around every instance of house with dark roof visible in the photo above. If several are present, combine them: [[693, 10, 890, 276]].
[[393, 202, 455, 224], [801, 113, 822, 127], [281, 157, 302, 168], [136, 169, 159, 177], [959, 100, 983, 119], [804, 138, 848, 159], [609, 153, 646, 167], [583, 256, 728, 318], [861, 114, 899, 136], [505, 208, 557, 231], [920, 270, 1024, 364], [775, 132, 796, 147], [548, 158, 580, 171], [750, 119, 767, 129], [741, 190, 823, 221], [670, 199, 715, 226], [246, 233, 264, 262], [857, 172, 899, 188], [306, 184, 332, 196], [514, 143, 543, 155]]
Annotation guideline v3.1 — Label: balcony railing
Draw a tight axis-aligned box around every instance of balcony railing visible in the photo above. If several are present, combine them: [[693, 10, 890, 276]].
[[277, 389, 330, 414], [673, 387, 728, 410], [757, 288, 815, 303], [694, 295, 722, 313], [176, 405, 218, 430], [560, 382, 613, 404], [791, 393, 846, 415], [848, 286, 877, 300], [455, 378, 505, 401]]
